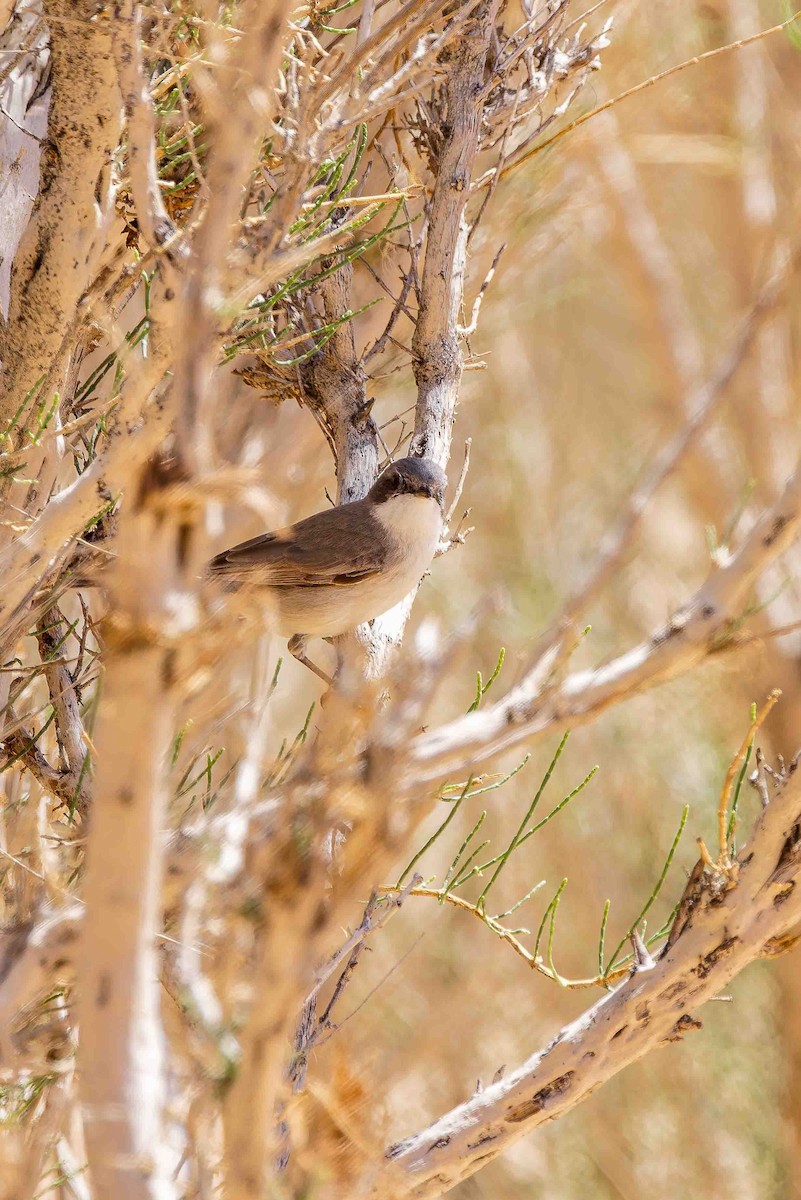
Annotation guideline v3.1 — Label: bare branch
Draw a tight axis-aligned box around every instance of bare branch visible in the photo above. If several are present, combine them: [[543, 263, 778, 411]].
[[410, 457, 801, 785], [495, 7, 801, 184], [76, 464, 191, 1200], [173, 0, 292, 473], [0, 346, 173, 657], [379, 756, 801, 1195], [304, 875, 421, 1012], [410, 0, 501, 467], [298, 262, 380, 504], [111, 0, 176, 251], [35, 606, 90, 813], [0, 0, 121, 428]]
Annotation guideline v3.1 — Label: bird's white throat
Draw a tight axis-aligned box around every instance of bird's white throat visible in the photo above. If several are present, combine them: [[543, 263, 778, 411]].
[[373, 493, 442, 560]]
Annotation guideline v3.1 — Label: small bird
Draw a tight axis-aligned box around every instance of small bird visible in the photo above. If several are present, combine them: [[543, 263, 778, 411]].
[[209, 456, 446, 682]]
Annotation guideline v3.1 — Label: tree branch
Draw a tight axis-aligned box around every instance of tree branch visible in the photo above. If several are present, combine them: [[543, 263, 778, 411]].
[[111, 0, 176, 251], [409, 457, 801, 785], [35, 606, 90, 813], [0, 0, 121, 428], [76, 462, 189, 1200], [172, 0, 291, 473], [378, 757, 801, 1196], [298, 261, 380, 504], [410, 0, 501, 468]]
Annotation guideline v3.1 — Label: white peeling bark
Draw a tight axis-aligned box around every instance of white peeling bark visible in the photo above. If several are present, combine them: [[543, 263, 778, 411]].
[[0, 0, 50, 319], [366, 0, 500, 672]]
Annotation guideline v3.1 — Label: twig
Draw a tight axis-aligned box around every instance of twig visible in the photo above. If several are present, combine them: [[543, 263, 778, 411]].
[[36, 606, 91, 814], [494, 8, 801, 183], [409, 0, 501, 467], [303, 874, 421, 1011], [444, 437, 471, 525], [112, 0, 177, 250], [457, 244, 505, 336], [716, 690, 781, 866]]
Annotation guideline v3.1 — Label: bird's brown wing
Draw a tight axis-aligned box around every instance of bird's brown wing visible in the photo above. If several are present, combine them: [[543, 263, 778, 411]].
[[209, 500, 386, 588]]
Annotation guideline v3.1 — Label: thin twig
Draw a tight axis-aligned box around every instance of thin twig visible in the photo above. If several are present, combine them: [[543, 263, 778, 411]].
[[493, 9, 801, 183], [716, 690, 781, 865]]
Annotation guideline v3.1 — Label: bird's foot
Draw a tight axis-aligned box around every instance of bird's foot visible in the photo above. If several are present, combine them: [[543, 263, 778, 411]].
[[288, 634, 334, 686]]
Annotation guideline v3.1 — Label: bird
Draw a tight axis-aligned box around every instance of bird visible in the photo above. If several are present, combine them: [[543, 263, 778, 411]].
[[209, 456, 446, 682]]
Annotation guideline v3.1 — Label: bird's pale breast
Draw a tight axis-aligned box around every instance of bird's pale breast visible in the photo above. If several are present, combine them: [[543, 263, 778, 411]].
[[274, 494, 441, 637]]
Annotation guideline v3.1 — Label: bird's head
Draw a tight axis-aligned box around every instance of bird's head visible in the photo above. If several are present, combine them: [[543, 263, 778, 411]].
[[369, 456, 447, 509]]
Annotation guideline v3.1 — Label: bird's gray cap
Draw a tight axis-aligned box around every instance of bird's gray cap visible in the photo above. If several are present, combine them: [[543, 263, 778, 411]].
[[368, 456, 447, 506]]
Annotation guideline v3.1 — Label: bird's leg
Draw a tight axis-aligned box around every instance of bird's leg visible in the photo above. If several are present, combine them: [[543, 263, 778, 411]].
[[287, 634, 333, 686]]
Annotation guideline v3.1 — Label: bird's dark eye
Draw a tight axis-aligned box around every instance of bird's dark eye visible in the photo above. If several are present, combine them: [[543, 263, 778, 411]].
[[371, 464, 413, 503]]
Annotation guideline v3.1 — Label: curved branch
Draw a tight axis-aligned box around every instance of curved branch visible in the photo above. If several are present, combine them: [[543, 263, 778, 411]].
[[378, 759, 801, 1196]]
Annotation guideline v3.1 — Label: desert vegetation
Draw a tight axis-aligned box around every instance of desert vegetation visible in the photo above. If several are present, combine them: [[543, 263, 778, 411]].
[[1, 1, 801, 1197]]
